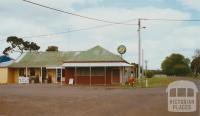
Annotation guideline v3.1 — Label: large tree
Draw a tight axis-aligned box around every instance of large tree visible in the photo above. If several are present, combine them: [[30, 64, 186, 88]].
[[3, 36, 40, 55], [161, 53, 190, 76], [191, 49, 200, 77]]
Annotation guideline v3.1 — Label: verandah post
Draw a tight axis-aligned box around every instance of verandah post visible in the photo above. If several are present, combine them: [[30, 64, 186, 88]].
[[75, 67, 77, 85], [104, 67, 106, 86], [40, 67, 42, 84], [61, 68, 63, 85], [25, 67, 28, 77], [90, 67, 91, 87]]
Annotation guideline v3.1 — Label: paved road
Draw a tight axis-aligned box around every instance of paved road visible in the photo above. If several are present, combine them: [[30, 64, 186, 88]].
[[0, 84, 199, 116]]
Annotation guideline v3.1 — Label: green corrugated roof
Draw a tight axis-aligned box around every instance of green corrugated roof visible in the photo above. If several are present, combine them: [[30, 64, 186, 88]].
[[65, 46, 124, 62], [9, 46, 125, 68], [9, 51, 78, 67]]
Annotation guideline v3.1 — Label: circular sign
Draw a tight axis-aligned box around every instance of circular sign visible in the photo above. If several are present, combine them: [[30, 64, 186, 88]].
[[117, 45, 126, 54]]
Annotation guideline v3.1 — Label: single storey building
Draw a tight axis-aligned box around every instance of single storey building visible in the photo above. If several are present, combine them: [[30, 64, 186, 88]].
[[0, 46, 133, 85]]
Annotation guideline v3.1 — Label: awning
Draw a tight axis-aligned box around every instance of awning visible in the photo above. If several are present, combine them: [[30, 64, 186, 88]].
[[62, 62, 132, 67]]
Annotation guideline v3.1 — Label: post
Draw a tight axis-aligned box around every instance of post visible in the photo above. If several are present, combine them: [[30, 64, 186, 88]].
[[25, 67, 28, 77], [46, 69, 48, 84], [89, 67, 91, 86], [142, 49, 144, 77], [61, 68, 63, 85], [56, 68, 57, 83], [40, 67, 42, 84], [75, 67, 77, 85], [121, 67, 124, 84], [145, 79, 148, 88], [104, 67, 106, 86], [138, 19, 141, 80], [123, 67, 125, 84]]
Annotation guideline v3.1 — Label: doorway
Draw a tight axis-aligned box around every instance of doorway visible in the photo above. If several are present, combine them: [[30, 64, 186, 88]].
[[111, 68, 120, 84], [42, 67, 47, 82]]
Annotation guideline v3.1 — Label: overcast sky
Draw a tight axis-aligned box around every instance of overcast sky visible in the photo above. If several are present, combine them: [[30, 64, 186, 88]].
[[0, 0, 200, 69]]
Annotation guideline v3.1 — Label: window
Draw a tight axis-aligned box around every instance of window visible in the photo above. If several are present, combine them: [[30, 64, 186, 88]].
[[77, 68, 90, 76], [30, 68, 35, 76], [92, 67, 104, 76], [19, 68, 25, 76], [57, 69, 61, 82]]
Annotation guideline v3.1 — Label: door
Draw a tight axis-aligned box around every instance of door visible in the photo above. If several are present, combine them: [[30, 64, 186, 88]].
[[42, 67, 47, 82], [112, 68, 120, 84]]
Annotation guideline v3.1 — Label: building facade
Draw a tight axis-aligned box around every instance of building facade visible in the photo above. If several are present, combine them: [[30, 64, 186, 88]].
[[0, 46, 133, 85]]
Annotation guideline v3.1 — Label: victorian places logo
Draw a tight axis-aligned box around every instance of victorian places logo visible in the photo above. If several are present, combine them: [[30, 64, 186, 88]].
[[166, 80, 198, 112]]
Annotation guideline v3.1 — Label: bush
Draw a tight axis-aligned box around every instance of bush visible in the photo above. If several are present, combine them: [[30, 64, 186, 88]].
[[146, 71, 154, 78]]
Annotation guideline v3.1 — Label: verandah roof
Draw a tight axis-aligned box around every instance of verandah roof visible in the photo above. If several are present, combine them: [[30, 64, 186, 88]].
[[62, 62, 132, 67]]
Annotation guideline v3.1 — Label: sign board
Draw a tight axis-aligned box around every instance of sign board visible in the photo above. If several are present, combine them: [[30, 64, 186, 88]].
[[19, 77, 29, 84], [69, 78, 74, 85], [117, 45, 126, 55]]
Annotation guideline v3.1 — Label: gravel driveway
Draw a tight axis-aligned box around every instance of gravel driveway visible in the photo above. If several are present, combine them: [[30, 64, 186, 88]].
[[0, 84, 199, 116]]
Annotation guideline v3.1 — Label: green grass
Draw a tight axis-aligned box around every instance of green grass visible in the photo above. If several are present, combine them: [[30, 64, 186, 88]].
[[121, 77, 177, 89], [141, 77, 177, 88], [121, 76, 200, 89]]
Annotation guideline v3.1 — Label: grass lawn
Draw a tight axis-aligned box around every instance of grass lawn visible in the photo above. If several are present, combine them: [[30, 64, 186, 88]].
[[140, 77, 177, 88], [121, 76, 192, 88]]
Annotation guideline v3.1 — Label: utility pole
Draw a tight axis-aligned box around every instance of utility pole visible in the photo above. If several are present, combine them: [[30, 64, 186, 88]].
[[142, 49, 144, 77], [138, 19, 141, 80], [137, 19, 146, 80]]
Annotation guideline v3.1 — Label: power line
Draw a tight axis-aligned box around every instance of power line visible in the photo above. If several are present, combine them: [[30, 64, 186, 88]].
[[22, 0, 137, 25], [141, 18, 200, 22], [22, 23, 137, 38], [0, 22, 138, 40]]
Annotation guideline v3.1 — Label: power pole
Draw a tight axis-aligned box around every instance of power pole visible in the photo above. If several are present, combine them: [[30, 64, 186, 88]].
[[138, 19, 141, 80], [142, 49, 144, 77], [137, 19, 146, 79]]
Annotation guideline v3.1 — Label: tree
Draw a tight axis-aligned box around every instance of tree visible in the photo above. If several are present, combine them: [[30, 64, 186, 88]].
[[173, 64, 190, 76], [191, 49, 200, 77], [46, 46, 58, 52], [2, 36, 40, 55], [146, 71, 154, 78], [161, 53, 190, 76]]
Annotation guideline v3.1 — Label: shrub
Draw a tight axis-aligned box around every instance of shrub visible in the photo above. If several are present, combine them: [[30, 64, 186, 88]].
[[146, 71, 154, 78]]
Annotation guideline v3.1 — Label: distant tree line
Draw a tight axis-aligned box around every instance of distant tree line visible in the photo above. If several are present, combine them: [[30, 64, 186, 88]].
[[161, 49, 200, 77]]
